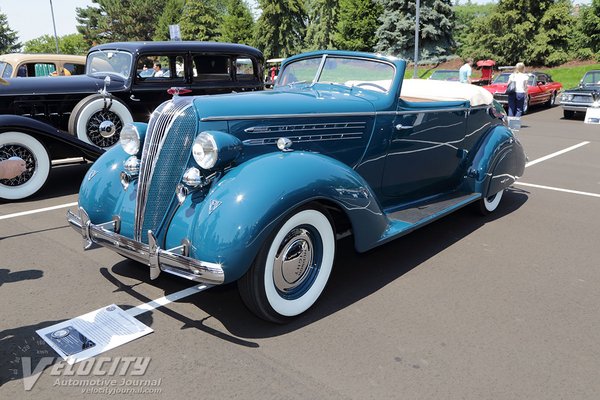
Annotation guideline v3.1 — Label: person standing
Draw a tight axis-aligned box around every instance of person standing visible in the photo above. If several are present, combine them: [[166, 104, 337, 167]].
[[507, 62, 529, 117], [459, 58, 473, 83]]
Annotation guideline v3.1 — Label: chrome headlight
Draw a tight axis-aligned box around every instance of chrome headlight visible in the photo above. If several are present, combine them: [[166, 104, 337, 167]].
[[192, 132, 218, 170], [120, 123, 141, 155], [561, 93, 573, 102]]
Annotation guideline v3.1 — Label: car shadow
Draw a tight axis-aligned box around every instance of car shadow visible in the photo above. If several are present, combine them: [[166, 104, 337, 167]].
[[101, 187, 529, 341]]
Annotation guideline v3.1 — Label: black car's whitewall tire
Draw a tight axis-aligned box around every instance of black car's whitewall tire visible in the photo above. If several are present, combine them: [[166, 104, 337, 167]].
[[68, 94, 133, 149], [0, 131, 50, 200], [478, 189, 504, 215], [238, 206, 335, 323]]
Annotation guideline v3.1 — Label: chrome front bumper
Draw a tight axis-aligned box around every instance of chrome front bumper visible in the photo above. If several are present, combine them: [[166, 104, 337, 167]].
[[67, 207, 225, 285]]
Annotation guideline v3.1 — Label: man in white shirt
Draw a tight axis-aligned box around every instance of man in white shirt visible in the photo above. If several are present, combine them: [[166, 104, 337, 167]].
[[459, 59, 473, 84], [153, 62, 164, 77]]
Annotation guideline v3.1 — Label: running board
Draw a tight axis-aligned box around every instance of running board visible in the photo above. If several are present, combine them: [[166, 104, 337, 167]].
[[379, 192, 481, 245]]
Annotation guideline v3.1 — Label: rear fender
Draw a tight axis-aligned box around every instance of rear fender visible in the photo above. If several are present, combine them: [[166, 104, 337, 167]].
[[463, 125, 526, 196], [166, 151, 389, 283]]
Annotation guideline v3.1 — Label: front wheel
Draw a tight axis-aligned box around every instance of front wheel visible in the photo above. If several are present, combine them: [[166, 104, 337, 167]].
[[477, 189, 504, 215], [238, 206, 336, 323], [0, 131, 50, 200], [563, 110, 575, 119]]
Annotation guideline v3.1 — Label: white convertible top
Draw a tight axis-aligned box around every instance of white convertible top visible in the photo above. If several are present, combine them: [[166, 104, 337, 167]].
[[401, 79, 494, 106]]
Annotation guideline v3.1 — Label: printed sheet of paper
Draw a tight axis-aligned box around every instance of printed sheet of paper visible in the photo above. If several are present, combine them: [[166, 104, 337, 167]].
[[36, 304, 153, 364]]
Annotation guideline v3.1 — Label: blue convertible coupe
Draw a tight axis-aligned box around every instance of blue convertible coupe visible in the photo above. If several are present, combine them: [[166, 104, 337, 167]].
[[68, 50, 526, 323]]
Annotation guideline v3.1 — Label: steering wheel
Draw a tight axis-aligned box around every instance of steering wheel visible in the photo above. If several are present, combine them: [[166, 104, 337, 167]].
[[355, 82, 387, 92]]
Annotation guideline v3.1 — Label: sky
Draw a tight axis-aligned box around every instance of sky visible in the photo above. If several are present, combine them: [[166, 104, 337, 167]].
[[1, 0, 593, 45]]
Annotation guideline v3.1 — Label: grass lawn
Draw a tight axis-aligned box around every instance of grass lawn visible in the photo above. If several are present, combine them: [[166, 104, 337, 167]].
[[406, 62, 600, 90]]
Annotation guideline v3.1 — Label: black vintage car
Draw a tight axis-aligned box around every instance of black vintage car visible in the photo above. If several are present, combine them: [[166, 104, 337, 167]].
[[0, 41, 264, 200], [560, 70, 600, 119]]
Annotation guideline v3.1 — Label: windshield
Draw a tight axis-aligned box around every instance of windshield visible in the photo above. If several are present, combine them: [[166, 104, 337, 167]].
[[0, 61, 12, 78], [86, 50, 133, 78], [582, 71, 600, 86], [276, 55, 396, 93], [493, 73, 511, 84], [429, 70, 459, 81]]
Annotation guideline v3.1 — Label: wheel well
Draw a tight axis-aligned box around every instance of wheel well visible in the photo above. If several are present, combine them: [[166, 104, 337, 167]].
[[312, 199, 353, 238]]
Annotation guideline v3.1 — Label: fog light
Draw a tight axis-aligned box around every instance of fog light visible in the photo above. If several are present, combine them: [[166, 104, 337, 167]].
[[176, 183, 188, 204], [123, 156, 140, 176], [182, 167, 205, 187]]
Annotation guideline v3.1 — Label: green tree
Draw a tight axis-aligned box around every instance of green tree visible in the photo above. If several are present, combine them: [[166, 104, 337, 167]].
[[572, 0, 600, 61], [453, 0, 495, 56], [219, 0, 255, 44], [253, 0, 306, 59], [375, 0, 455, 63], [153, 0, 185, 41], [0, 8, 21, 53], [179, 0, 221, 41], [304, 0, 338, 51], [23, 34, 88, 55], [460, 0, 573, 66], [76, 0, 163, 45], [336, 0, 382, 52]]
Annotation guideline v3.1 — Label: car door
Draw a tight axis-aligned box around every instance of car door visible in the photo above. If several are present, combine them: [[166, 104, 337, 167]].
[[381, 103, 468, 205]]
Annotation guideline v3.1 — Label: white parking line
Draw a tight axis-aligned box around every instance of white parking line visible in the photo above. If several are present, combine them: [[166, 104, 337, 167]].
[[0, 202, 77, 221], [515, 182, 600, 198], [525, 141, 590, 168], [126, 284, 213, 317]]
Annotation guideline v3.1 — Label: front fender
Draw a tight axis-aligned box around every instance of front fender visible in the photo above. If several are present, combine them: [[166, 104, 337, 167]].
[[0, 115, 103, 160], [166, 151, 389, 283], [464, 125, 526, 196]]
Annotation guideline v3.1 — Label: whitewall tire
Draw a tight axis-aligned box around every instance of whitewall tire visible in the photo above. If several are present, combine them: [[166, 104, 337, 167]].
[[238, 206, 335, 323], [478, 189, 504, 215], [0, 131, 50, 200], [68, 94, 133, 149]]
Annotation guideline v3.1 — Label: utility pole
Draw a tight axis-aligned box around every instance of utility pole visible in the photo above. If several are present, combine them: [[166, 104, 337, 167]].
[[49, 0, 60, 54], [413, 0, 420, 78]]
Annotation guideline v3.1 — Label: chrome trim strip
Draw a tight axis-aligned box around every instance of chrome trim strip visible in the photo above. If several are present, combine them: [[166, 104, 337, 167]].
[[244, 121, 366, 133], [67, 208, 224, 285], [243, 132, 363, 146]]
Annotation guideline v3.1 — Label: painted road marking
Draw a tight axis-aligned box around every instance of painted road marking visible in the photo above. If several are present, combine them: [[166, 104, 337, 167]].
[[525, 141, 590, 168], [125, 284, 214, 317], [0, 202, 77, 221], [515, 182, 600, 198]]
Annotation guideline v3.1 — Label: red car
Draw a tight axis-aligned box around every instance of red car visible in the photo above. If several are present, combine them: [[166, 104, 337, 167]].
[[483, 72, 562, 114]]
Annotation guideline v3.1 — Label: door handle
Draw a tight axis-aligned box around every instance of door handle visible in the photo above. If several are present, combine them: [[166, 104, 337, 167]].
[[395, 124, 413, 130]]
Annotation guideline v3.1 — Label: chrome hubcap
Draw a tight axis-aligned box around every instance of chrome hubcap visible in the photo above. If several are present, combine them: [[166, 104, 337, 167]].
[[87, 110, 122, 147], [99, 120, 116, 138], [273, 228, 314, 293]]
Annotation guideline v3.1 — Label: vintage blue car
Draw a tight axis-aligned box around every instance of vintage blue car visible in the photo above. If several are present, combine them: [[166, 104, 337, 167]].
[[68, 50, 526, 323]]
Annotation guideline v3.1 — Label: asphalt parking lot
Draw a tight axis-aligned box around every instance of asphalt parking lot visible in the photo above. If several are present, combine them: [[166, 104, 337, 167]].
[[1, 105, 599, 399]]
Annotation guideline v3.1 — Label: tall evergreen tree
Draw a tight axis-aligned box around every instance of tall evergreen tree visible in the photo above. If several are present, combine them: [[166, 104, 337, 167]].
[[335, 0, 382, 52], [453, 1, 495, 55], [0, 8, 21, 53], [179, 0, 222, 41], [76, 0, 163, 45], [219, 0, 255, 45], [572, 0, 600, 61], [153, 0, 186, 41], [375, 0, 455, 63], [253, 0, 306, 59], [460, 0, 573, 66], [304, 0, 338, 51]]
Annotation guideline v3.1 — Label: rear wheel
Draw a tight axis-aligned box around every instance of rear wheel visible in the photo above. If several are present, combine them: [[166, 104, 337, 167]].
[[546, 91, 557, 107], [523, 95, 530, 114], [238, 206, 335, 323], [478, 189, 504, 215], [0, 131, 50, 200]]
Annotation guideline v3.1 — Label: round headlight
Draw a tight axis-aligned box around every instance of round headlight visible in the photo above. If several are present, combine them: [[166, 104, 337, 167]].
[[120, 124, 140, 155], [192, 132, 218, 169]]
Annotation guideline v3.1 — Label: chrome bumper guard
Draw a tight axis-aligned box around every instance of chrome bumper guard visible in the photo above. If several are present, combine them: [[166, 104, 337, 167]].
[[67, 207, 225, 285]]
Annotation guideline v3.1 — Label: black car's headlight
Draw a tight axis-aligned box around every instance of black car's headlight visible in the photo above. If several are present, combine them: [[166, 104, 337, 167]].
[[561, 93, 573, 102], [192, 131, 242, 170], [120, 123, 147, 155]]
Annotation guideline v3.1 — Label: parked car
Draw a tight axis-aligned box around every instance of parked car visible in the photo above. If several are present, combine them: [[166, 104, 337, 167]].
[[560, 70, 600, 119], [0, 53, 85, 78], [264, 57, 284, 88], [67, 50, 526, 323], [0, 41, 264, 150], [0, 42, 264, 201], [429, 69, 459, 81], [483, 72, 562, 114]]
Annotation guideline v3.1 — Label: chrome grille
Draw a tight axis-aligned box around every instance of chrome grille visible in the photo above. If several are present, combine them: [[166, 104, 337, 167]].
[[572, 94, 592, 103], [134, 98, 197, 242]]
